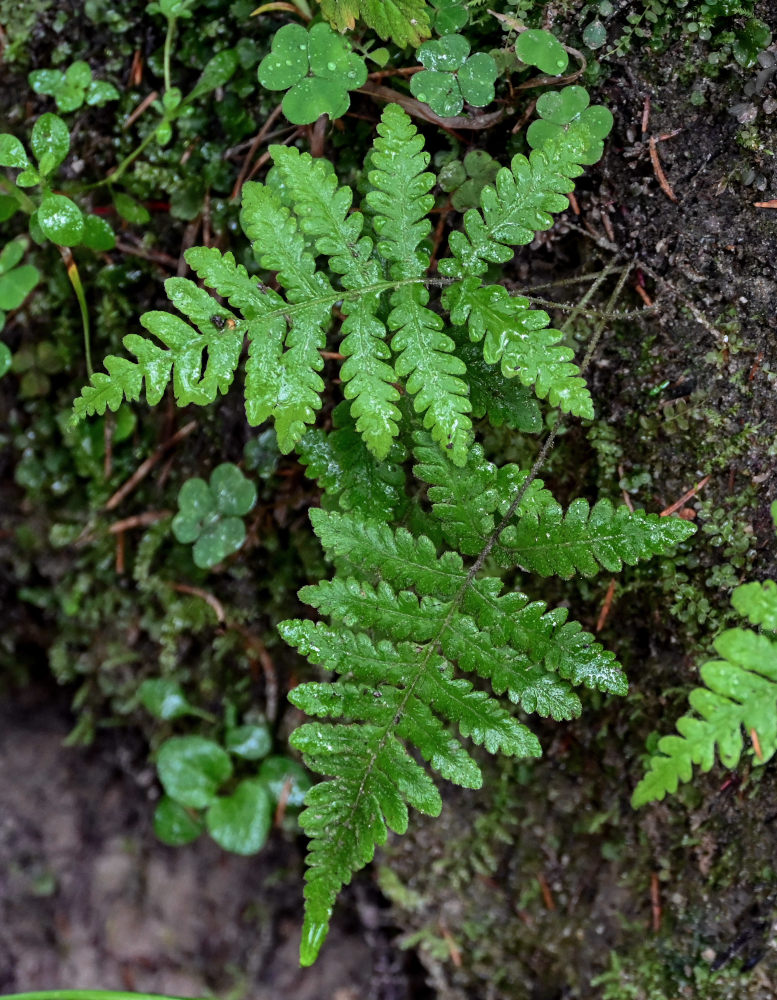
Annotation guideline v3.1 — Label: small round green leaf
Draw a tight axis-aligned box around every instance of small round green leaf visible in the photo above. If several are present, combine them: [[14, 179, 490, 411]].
[[112, 191, 150, 224], [65, 60, 92, 88], [37, 193, 85, 246], [438, 158, 467, 191], [30, 113, 70, 173], [188, 49, 239, 102], [434, 0, 468, 35], [526, 118, 562, 151], [155, 120, 173, 146], [55, 84, 86, 114], [0, 342, 12, 377], [580, 104, 614, 139], [536, 85, 590, 125], [0, 264, 40, 311], [0, 239, 24, 273], [458, 52, 498, 107], [192, 516, 246, 568], [210, 462, 257, 516], [410, 69, 463, 117], [205, 779, 272, 855], [29, 69, 64, 95], [258, 22, 310, 90], [308, 22, 366, 87], [732, 19, 772, 69], [417, 33, 470, 72], [81, 214, 116, 251], [157, 735, 233, 809], [138, 678, 195, 720], [177, 476, 214, 520], [515, 29, 569, 75], [0, 134, 29, 169], [153, 795, 203, 846], [258, 755, 311, 810], [225, 723, 273, 760], [86, 80, 121, 106], [582, 20, 607, 49], [282, 76, 350, 124]]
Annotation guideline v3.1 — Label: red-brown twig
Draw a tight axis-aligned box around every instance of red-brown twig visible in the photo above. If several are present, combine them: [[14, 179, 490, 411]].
[[123, 91, 159, 131], [659, 474, 710, 517], [171, 582, 227, 623], [108, 510, 172, 534], [104, 419, 197, 511], [648, 136, 678, 203], [650, 872, 662, 932], [231, 103, 285, 201], [596, 578, 617, 633]]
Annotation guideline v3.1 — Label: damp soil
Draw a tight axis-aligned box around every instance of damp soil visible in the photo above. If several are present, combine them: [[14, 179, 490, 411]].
[[0, 687, 426, 1000]]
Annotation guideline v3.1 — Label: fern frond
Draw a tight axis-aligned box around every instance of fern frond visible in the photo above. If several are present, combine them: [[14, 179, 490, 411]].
[[444, 277, 593, 419], [268, 146, 401, 459], [632, 629, 777, 807], [316, 0, 432, 46], [498, 498, 696, 578], [367, 104, 472, 465], [453, 332, 542, 433], [732, 579, 777, 630]]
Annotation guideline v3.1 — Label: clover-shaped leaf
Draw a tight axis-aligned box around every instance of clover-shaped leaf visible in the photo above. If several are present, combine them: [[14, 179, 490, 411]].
[[527, 85, 614, 164], [138, 678, 197, 720], [258, 22, 367, 125], [225, 722, 273, 760], [411, 35, 497, 117], [515, 28, 569, 75], [172, 462, 257, 568], [439, 148, 499, 211], [30, 61, 118, 113]]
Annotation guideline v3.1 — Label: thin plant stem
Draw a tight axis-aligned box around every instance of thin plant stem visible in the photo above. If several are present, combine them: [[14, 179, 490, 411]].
[[60, 249, 93, 377], [163, 15, 176, 94]]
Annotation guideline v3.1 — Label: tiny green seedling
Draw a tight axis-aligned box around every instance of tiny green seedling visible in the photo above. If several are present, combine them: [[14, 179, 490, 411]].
[[257, 22, 367, 125], [29, 61, 120, 113], [0, 114, 115, 250], [172, 462, 257, 569], [410, 33, 498, 117]]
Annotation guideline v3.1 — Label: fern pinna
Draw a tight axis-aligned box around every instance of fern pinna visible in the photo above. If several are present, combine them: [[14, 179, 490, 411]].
[[633, 511, 777, 808], [74, 103, 696, 964]]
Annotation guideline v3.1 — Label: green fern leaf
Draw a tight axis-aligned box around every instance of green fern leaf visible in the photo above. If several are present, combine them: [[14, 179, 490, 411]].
[[731, 579, 777, 630], [367, 104, 472, 465], [632, 629, 777, 807], [316, 0, 432, 46], [268, 146, 401, 459], [498, 498, 696, 578], [444, 277, 593, 419]]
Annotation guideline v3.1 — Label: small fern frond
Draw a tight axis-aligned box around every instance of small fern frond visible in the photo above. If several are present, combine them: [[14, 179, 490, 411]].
[[632, 628, 777, 807], [444, 277, 593, 419], [367, 104, 472, 465], [731, 579, 777, 631]]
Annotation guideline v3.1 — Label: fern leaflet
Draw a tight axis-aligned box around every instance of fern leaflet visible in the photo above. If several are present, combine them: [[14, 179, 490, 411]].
[[634, 573, 777, 807]]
